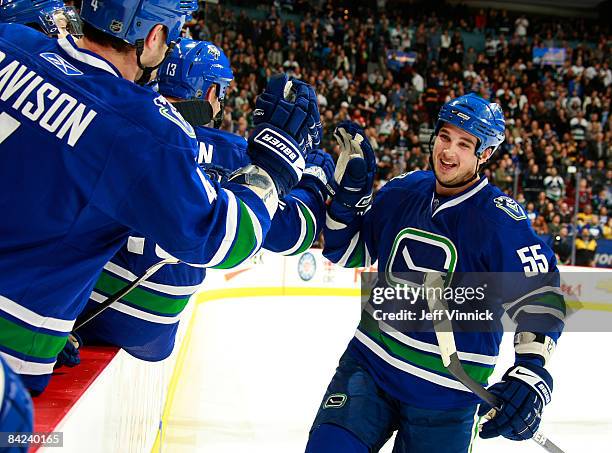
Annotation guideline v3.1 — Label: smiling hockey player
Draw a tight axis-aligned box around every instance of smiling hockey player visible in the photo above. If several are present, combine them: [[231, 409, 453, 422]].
[[75, 39, 333, 362], [307, 94, 565, 452]]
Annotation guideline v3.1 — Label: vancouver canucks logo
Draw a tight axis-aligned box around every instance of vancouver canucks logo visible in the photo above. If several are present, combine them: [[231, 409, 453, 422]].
[[39, 53, 83, 76], [493, 196, 526, 221], [207, 44, 221, 60], [154, 95, 196, 138], [386, 227, 457, 286]]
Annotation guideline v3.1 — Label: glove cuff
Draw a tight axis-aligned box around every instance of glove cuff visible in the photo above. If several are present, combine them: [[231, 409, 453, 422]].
[[505, 363, 553, 406]]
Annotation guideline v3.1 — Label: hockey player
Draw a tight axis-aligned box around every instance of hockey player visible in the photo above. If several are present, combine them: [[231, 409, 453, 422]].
[[0, 0, 82, 38], [75, 38, 333, 362], [307, 94, 565, 452], [0, 0, 320, 393], [0, 355, 33, 452]]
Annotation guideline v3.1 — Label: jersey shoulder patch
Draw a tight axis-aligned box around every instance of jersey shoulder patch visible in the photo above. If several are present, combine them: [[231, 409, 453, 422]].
[[492, 195, 527, 221]]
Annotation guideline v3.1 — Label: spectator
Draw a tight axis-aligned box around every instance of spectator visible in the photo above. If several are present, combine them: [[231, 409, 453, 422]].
[[552, 226, 572, 264], [543, 167, 565, 201], [575, 228, 597, 267], [523, 164, 544, 203], [548, 214, 563, 237]]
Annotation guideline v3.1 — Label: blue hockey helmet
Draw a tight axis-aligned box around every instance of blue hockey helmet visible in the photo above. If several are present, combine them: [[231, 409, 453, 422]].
[[79, 0, 198, 46], [435, 93, 505, 157], [157, 38, 234, 101], [0, 0, 83, 37]]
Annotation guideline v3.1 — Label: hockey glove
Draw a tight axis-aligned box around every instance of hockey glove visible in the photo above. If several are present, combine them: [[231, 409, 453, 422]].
[[478, 362, 553, 441], [54, 332, 82, 369], [298, 149, 335, 198], [248, 74, 320, 196], [199, 163, 231, 184], [327, 121, 376, 224]]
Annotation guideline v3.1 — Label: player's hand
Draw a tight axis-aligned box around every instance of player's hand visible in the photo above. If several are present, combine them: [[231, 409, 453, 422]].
[[478, 362, 553, 441], [327, 121, 376, 224], [298, 149, 335, 198], [199, 163, 231, 184], [248, 74, 320, 196], [54, 333, 82, 369]]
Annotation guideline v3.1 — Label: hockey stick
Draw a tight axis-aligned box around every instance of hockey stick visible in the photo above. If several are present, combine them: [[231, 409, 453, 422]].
[[74, 257, 180, 331], [423, 272, 565, 453]]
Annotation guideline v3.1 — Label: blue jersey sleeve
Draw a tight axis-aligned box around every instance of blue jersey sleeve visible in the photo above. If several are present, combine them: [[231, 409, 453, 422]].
[[93, 126, 271, 269], [480, 195, 565, 349], [263, 186, 325, 255], [322, 174, 411, 267], [197, 125, 326, 256]]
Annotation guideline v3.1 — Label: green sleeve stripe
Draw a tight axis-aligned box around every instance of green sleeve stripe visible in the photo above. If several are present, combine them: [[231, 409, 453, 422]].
[[213, 199, 258, 269], [359, 311, 493, 385], [533, 293, 566, 315], [293, 201, 316, 255], [346, 240, 365, 268], [0, 316, 66, 359], [94, 272, 190, 315]]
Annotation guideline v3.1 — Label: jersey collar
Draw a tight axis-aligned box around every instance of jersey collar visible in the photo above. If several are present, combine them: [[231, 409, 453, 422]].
[[431, 175, 488, 218], [57, 35, 121, 78]]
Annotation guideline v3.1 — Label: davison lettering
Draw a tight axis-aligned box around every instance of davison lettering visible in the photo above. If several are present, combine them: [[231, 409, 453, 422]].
[[0, 51, 97, 147]]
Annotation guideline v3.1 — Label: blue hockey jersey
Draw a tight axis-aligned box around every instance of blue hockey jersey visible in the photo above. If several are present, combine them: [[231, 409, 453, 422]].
[[78, 126, 326, 361], [324, 171, 565, 409], [0, 26, 272, 391]]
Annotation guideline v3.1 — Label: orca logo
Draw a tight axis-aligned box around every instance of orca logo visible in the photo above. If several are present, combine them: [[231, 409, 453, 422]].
[[154, 95, 196, 138], [494, 196, 527, 221], [40, 53, 83, 76], [207, 44, 221, 60]]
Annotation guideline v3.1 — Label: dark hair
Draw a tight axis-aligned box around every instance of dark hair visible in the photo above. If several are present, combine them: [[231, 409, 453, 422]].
[[82, 21, 134, 54]]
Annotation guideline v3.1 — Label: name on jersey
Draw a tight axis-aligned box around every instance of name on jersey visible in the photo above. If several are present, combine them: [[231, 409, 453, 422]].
[[0, 51, 97, 147]]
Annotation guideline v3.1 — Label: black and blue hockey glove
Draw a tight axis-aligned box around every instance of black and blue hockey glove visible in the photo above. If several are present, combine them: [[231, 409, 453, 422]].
[[327, 121, 376, 224], [478, 361, 553, 441], [199, 163, 231, 184], [248, 74, 320, 197], [298, 149, 335, 198], [54, 332, 82, 369]]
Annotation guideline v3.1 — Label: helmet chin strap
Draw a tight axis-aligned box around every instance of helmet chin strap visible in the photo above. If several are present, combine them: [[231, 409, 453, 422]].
[[135, 39, 176, 86]]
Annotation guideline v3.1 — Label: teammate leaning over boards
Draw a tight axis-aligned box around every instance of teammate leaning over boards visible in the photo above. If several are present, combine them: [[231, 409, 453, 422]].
[[0, 0, 320, 394], [74, 39, 333, 362], [306, 94, 565, 452], [0, 0, 82, 38]]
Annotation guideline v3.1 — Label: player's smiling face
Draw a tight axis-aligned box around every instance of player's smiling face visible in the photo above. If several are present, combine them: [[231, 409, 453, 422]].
[[432, 123, 490, 195]]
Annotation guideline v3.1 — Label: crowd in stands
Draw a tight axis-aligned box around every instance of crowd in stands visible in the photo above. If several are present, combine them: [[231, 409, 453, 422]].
[[183, 1, 611, 266]]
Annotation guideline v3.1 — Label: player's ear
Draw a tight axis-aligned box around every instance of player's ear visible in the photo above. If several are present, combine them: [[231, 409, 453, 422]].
[[144, 24, 167, 50], [479, 148, 493, 165], [205, 85, 218, 103]]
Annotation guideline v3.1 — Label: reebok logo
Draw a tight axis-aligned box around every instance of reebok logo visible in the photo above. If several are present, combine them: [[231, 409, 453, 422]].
[[254, 128, 299, 162], [39, 52, 83, 76]]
